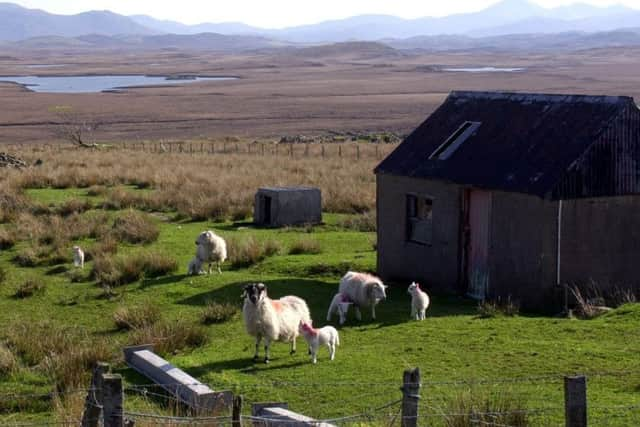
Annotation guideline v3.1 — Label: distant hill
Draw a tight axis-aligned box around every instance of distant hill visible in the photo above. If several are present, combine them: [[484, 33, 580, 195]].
[[130, 14, 259, 36], [292, 41, 401, 59], [0, 2, 154, 41]]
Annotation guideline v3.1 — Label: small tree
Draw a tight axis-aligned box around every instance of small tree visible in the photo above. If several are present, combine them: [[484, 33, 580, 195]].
[[50, 105, 101, 148]]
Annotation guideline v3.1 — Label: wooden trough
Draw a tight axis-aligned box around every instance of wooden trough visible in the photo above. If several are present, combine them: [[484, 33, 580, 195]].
[[252, 403, 337, 427], [124, 344, 232, 415]]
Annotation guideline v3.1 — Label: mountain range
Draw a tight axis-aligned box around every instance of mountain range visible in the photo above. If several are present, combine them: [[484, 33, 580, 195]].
[[1, 0, 640, 47]]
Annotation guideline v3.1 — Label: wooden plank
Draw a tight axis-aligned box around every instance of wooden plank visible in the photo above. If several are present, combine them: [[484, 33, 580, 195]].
[[124, 345, 232, 414]]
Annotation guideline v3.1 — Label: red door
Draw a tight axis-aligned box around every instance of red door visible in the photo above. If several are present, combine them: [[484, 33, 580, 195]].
[[465, 190, 491, 300]]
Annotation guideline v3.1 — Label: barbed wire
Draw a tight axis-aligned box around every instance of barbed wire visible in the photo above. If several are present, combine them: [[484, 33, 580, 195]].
[[0, 388, 94, 401]]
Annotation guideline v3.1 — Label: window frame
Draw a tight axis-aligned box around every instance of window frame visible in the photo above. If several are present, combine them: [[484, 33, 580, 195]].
[[406, 193, 434, 246]]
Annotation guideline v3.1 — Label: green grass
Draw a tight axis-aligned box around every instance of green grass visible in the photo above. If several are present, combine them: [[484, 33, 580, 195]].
[[0, 188, 639, 425]]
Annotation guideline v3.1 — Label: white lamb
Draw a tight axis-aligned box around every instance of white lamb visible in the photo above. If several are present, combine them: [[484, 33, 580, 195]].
[[242, 283, 311, 363], [298, 321, 340, 364], [326, 292, 353, 325], [407, 282, 430, 320], [187, 256, 203, 275], [72, 246, 84, 268], [338, 271, 387, 321], [195, 230, 227, 274]]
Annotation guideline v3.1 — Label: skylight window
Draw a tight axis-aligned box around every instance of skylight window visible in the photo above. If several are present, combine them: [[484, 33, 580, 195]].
[[429, 121, 481, 160]]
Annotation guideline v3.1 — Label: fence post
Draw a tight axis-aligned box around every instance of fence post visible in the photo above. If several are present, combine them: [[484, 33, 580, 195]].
[[356, 145, 360, 160], [81, 362, 109, 427], [401, 368, 420, 427], [102, 373, 124, 427], [565, 376, 587, 427], [321, 144, 325, 158], [232, 394, 243, 427]]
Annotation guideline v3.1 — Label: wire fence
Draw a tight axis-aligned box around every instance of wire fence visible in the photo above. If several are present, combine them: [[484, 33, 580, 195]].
[[0, 140, 398, 161], [2, 370, 640, 426]]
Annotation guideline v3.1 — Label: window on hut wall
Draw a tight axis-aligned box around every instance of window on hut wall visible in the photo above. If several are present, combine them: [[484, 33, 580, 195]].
[[406, 194, 433, 245]]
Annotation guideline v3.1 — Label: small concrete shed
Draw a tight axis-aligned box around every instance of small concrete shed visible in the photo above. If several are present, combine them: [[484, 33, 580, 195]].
[[254, 187, 322, 227]]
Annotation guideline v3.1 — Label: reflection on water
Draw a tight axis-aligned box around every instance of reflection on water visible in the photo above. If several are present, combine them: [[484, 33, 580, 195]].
[[442, 67, 525, 73], [0, 74, 237, 93]]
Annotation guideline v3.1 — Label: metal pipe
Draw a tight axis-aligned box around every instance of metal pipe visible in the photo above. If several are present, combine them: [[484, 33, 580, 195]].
[[557, 199, 563, 286]]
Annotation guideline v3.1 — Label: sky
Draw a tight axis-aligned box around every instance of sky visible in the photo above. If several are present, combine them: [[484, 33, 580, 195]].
[[10, 0, 640, 28]]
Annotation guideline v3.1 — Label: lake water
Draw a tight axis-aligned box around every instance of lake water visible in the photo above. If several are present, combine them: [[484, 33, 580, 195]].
[[0, 75, 236, 93], [442, 67, 525, 73]]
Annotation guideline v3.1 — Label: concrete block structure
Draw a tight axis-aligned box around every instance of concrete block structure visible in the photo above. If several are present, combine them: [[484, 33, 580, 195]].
[[254, 187, 322, 227]]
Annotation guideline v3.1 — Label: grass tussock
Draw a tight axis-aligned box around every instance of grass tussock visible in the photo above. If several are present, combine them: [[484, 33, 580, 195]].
[[0, 227, 16, 249], [42, 339, 113, 392], [92, 250, 177, 287], [201, 300, 239, 324], [14, 278, 46, 298], [128, 320, 209, 356], [0, 265, 6, 284], [228, 235, 282, 268], [112, 210, 159, 244], [477, 297, 520, 318], [444, 388, 529, 427], [113, 303, 162, 330], [0, 343, 17, 377], [338, 211, 377, 232], [288, 237, 322, 255], [84, 235, 118, 261], [13, 247, 39, 267], [56, 198, 93, 217]]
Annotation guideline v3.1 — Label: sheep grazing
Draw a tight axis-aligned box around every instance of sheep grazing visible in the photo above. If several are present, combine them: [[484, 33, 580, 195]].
[[298, 321, 340, 364], [242, 283, 311, 363], [326, 292, 353, 325], [72, 246, 84, 268], [195, 230, 227, 274], [407, 282, 430, 320], [338, 271, 387, 320], [187, 256, 203, 275]]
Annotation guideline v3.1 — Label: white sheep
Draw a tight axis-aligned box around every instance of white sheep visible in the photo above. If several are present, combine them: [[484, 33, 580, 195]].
[[326, 292, 353, 325], [195, 230, 227, 274], [298, 321, 340, 364], [338, 271, 387, 321], [242, 283, 311, 363], [407, 282, 430, 320], [187, 256, 203, 275], [72, 246, 84, 268]]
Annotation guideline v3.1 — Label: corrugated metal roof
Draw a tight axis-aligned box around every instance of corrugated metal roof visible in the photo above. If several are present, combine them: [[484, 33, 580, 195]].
[[375, 91, 638, 198]]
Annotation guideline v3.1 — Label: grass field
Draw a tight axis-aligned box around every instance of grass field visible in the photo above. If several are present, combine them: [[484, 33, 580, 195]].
[[0, 150, 639, 426]]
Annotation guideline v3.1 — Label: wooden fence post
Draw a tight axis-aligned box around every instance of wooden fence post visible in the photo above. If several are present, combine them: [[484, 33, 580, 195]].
[[232, 394, 243, 427], [401, 368, 420, 427], [565, 376, 587, 427], [356, 145, 360, 160], [80, 362, 109, 427], [102, 374, 124, 427], [321, 144, 325, 158]]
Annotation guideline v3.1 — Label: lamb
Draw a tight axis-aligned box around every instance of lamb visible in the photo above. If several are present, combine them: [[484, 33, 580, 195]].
[[338, 271, 387, 321], [187, 256, 203, 275], [298, 321, 339, 364], [407, 282, 430, 320], [72, 246, 84, 268], [242, 283, 311, 363], [195, 230, 227, 274], [326, 292, 353, 325]]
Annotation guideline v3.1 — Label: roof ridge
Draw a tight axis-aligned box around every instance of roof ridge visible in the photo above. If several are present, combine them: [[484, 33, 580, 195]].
[[449, 90, 633, 105]]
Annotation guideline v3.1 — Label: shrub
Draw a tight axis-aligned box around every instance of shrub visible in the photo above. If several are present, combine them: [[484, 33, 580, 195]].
[[338, 211, 377, 232], [201, 301, 239, 324], [444, 388, 529, 427], [229, 236, 281, 269], [113, 303, 162, 330], [129, 320, 209, 356], [111, 210, 159, 244], [288, 238, 322, 255], [14, 278, 46, 298], [0, 344, 17, 377], [13, 247, 39, 267]]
